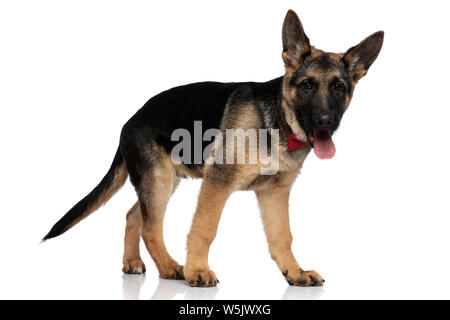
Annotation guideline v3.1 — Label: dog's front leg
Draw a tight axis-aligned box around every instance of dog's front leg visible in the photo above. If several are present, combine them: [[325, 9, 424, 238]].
[[184, 176, 232, 287], [255, 185, 325, 287]]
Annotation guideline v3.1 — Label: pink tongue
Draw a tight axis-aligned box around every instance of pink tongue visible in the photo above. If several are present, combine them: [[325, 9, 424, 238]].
[[313, 130, 336, 159]]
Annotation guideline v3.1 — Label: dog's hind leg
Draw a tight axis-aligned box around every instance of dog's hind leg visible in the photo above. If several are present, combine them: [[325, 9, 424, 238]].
[[120, 129, 183, 278], [136, 159, 184, 280], [122, 174, 181, 275], [122, 201, 146, 274]]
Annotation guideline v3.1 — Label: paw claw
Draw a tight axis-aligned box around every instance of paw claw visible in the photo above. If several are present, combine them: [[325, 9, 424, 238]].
[[122, 258, 146, 274], [185, 269, 218, 287], [284, 269, 324, 287]]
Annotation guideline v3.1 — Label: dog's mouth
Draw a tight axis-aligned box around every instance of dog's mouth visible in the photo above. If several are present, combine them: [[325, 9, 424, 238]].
[[307, 129, 336, 160]]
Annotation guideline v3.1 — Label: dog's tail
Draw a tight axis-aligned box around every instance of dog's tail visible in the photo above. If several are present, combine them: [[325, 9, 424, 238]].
[[42, 148, 128, 241]]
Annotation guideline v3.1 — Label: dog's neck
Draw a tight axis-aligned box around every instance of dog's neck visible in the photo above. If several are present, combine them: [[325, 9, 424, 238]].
[[255, 76, 309, 151], [277, 76, 308, 143], [279, 98, 308, 143]]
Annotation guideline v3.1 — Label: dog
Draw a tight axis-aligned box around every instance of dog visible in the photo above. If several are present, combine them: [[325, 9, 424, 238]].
[[43, 10, 383, 287]]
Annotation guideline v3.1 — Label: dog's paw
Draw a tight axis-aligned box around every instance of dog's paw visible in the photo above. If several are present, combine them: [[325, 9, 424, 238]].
[[184, 268, 219, 287], [283, 269, 324, 287], [160, 264, 185, 280], [122, 258, 146, 274]]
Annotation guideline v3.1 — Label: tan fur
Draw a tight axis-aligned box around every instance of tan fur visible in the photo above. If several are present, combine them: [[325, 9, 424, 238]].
[[184, 167, 233, 287], [122, 202, 146, 274], [255, 178, 323, 286], [175, 164, 204, 179], [134, 153, 184, 279], [100, 164, 128, 205]]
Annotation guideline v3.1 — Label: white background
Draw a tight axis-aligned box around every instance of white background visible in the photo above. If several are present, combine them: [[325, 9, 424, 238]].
[[1, 0, 449, 300]]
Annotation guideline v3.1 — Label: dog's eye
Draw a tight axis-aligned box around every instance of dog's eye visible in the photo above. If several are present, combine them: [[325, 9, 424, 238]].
[[300, 80, 313, 90], [333, 82, 344, 91]]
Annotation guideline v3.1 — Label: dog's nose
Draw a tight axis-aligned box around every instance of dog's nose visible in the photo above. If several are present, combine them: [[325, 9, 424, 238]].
[[314, 113, 334, 128]]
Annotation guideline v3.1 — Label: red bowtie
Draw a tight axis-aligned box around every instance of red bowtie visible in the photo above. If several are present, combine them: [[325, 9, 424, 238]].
[[288, 133, 307, 151]]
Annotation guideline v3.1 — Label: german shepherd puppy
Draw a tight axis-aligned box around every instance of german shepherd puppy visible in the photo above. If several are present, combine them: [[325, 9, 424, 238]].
[[44, 10, 383, 287]]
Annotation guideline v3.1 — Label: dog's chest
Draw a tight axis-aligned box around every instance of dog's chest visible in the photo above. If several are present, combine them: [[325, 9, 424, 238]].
[[243, 149, 310, 190]]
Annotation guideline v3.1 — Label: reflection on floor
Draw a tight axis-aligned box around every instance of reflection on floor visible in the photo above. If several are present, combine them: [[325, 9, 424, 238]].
[[122, 275, 324, 300], [122, 274, 146, 300]]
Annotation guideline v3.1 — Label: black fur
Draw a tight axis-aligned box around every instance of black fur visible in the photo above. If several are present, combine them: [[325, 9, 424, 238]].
[[44, 78, 285, 238], [42, 24, 381, 240], [119, 78, 283, 189], [42, 149, 124, 240]]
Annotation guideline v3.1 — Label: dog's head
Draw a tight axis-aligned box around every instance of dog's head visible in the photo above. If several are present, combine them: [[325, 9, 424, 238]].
[[281, 10, 384, 159]]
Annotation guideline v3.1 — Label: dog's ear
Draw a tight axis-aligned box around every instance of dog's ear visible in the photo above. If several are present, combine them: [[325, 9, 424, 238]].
[[343, 31, 384, 82], [282, 10, 311, 70]]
